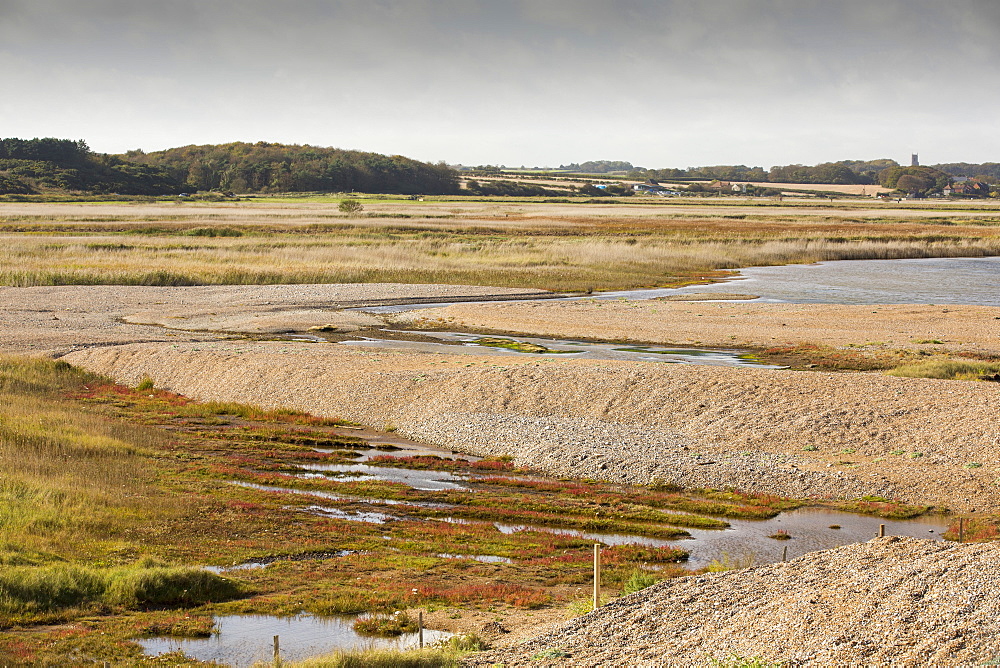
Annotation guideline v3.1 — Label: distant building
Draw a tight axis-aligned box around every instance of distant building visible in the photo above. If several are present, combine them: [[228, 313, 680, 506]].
[[632, 181, 667, 193], [911, 153, 919, 167], [948, 179, 990, 198]]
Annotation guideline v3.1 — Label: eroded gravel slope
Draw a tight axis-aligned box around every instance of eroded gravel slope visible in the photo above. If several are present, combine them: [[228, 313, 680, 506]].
[[465, 536, 1000, 666]]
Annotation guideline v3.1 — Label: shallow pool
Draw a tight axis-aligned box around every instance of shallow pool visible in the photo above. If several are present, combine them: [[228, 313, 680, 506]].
[[139, 614, 450, 668]]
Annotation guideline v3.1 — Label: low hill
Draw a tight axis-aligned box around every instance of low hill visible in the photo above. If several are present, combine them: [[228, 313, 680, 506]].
[[469, 536, 1000, 666], [0, 137, 183, 196], [123, 141, 460, 195]]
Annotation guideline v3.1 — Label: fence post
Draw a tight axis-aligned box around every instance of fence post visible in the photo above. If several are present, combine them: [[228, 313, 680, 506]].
[[879, 524, 885, 538], [959, 518, 965, 543], [273, 634, 280, 666], [419, 611, 424, 648], [782, 545, 788, 562], [593, 544, 601, 610]]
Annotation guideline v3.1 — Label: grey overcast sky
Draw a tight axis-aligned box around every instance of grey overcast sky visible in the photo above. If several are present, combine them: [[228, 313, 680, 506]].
[[2, 0, 999, 168]]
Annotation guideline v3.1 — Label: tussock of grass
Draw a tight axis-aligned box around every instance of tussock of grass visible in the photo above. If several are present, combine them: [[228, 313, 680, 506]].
[[620, 569, 658, 596], [706, 552, 755, 572], [887, 359, 1000, 380], [288, 634, 486, 667], [0, 563, 241, 616], [353, 611, 417, 637]]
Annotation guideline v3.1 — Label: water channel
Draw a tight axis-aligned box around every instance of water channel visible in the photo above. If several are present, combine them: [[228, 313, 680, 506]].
[[355, 256, 1000, 310], [654, 256, 1000, 306], [340, 331, 780, 368]]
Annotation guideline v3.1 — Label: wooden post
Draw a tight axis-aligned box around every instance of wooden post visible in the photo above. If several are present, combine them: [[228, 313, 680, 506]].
[[879, 524, 885, 538], [959, 518, 965, 543], [273, 634, 280, 666], [593, 544, 601, 610], [418, 611, 424, 648], [782, 545, 788, 562]]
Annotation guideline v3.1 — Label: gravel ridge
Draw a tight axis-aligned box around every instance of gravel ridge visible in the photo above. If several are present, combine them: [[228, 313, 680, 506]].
[[464, 536, 1000, 666]]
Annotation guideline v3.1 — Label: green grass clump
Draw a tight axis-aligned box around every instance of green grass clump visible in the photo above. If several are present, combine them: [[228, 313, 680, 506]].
[[290, 634, 486, 667], [0, 563, 241, 617], [709, 655, 783, 668], [620, 569, 657, 596], [473, 337, 553, 354], [705, 552, 755, 572], [887, 359, 1000, 381], [353, 612, 418, 637]]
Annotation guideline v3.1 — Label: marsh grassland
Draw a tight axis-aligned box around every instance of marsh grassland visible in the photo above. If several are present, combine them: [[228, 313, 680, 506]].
[[0, 357, 784, 664], [1, 197, 999, 291], [2, 195, 999, 665]]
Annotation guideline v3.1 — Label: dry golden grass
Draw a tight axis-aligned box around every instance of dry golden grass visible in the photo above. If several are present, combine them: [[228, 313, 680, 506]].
[[0, 359, 187, 562], [0, 199, 998, 291]]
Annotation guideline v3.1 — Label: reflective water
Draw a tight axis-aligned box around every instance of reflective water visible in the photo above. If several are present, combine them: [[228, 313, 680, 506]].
[[599, 256, 1000, 306], [228, 481, 456, 510], [436, 510, 950, 569], [316, 429, 481, 462], [140, 614, 450, 668], [436, 553, 512, 564], [302, 504, 397, 524], [342, 331, 778, 368], [355, 257, 1000, 309], [203, 562, 269, 574], [299, 462, 470, 491], [683, 507, 949, 568]]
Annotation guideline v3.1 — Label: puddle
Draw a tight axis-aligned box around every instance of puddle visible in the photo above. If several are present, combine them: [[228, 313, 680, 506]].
[[302, 504, 397, 524], [342, 331, 779, 368], [139, 614, 450, 668], [437, 509, 951, 569], [229, 481, 456, 509], [203, 562, 269, 574], [491, 521, 684, 547], [298, 462, 470, 491], [434, 517, 684, 547], [682, 507, 951, 568], [315, 430, 481, 463], [436, 553, 512, 564]]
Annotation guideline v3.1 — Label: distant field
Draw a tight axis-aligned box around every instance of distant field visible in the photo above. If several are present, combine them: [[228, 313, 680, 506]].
[[0, 197, 998, 291]]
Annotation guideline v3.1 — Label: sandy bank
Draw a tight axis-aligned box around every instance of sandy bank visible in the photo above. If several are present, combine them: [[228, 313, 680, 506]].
[[391, 300, 1000, 356], [466, 536, 1000, 666], [64, 341, 1000, 512], [0, 283, 551, 356]]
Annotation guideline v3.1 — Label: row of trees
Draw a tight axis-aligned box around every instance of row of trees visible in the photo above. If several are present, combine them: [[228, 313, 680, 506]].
[[125, 142, 460, 195], [627, 159, 994, 195], [628, 161, 886, 185], [558, 160, 634, 173], [0, 138, 184, 195]]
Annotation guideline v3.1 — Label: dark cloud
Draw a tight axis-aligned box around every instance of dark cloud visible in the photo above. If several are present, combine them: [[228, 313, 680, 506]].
[[1, 0, 998, 165]]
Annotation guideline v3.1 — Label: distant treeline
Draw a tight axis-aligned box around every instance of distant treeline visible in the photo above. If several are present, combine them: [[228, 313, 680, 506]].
[[124, 142, 460, 195], [0, 138, 183, 195], [558, 160, 634, 173], [628, 159, 997, 189], [628, 160, 895, 185], [932, 162, 1000, 182]]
